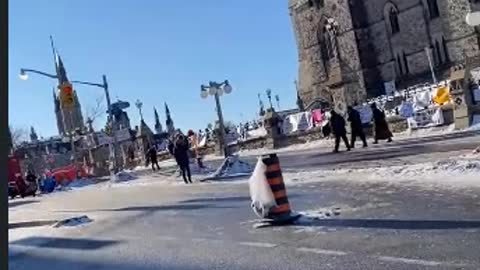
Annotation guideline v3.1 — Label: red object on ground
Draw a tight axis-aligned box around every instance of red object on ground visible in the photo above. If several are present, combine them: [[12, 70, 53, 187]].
[[50, 164, 88, 183]]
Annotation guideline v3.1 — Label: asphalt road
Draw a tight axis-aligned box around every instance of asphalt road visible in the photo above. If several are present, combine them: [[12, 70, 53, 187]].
[[8, 131, 480, 270]]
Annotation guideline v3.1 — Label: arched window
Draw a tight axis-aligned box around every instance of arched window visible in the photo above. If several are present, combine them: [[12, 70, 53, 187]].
[[427, 0, 439, 19], [319, 25, 335, 62], [389, 8, 400, 34], [442, 37, 450, 63]]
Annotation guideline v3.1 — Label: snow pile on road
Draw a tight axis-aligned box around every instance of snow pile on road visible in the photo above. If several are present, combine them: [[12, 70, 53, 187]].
[[53, 215, 93, 228], [207, 155, 253, 179], [113, 170, 138, 182]]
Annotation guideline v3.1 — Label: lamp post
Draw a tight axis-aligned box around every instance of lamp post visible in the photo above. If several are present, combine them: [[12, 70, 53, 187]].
[[200, 80, 232, 158], [275, 94, 280, 110], [424, 47, 438, 84], [266, 89, 273, 110], [19, 69, 120, 174], [135, 99, 144, 120]]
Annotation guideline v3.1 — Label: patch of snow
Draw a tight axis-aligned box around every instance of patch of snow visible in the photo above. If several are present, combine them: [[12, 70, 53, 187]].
[[207, 155, 253, 179], [282, 155, 480, 189], [113, 171, 138, 182], [53, 215, 93, 228]]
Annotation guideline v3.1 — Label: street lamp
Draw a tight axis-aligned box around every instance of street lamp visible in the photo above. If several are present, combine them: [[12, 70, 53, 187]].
[[19, 68, 120, 174], [135, 99, 144, 120], [266, 89, 273, 110], [200, 80, 232, 158]]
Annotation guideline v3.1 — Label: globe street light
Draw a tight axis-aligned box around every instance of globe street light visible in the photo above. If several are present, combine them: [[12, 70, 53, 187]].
[[200, 80, 232, 157]]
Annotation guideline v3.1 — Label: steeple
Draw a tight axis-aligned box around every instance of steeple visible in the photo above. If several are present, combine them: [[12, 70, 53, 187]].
[[165, 102, 175, 135], [56, 53, 69, 85], [154, 107, 163, 134]]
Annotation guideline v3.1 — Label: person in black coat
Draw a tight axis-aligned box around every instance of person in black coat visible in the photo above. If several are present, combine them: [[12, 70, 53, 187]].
[[347, 106, 368, 148], [174, 134, 192, 184], [371, 103, 393, 144], [147, 145, 160, 171], [330, 110, 351, 153]]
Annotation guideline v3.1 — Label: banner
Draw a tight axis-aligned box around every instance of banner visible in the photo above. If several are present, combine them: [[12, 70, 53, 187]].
[[282, 112, 313, 134], [407, 107, 444, 129]]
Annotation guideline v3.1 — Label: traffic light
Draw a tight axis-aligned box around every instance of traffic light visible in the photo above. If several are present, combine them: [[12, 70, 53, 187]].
[[59, 82, 75, 109]]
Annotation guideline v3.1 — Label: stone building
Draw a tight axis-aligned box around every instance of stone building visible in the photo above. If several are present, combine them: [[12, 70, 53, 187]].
[[289, 0, 480, 113]]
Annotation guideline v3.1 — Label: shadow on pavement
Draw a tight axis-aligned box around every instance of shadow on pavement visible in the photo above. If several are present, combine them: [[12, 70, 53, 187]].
[[8, 251, 201, 270], [297, 218, 480, 230], [10, 236, 122, 250], [60, 203, 238, 213], [9, 220, 58, 230], [180, 196, 251, 204], [9, 200, 39, 208]]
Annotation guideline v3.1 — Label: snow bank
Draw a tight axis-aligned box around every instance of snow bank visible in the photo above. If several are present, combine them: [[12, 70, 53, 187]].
[[283, 155, 480, 189]]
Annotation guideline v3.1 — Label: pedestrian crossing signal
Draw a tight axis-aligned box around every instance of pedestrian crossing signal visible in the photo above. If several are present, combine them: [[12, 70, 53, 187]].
[[60, 83, 75, 109]]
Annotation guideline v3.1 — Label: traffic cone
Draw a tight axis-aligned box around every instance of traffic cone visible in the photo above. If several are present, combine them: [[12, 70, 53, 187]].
[[261, 153, 301, 224]]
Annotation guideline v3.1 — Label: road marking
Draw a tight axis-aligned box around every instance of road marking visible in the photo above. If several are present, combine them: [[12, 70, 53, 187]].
[[192, 238, 224, 244], [376, 256, 445, 266], [238, 242, 277, 248], [297, 247, 348, 256]]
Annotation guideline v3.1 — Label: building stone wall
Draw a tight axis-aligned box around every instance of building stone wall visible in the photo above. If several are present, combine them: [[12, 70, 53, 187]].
[[290, 0, 480, 111]]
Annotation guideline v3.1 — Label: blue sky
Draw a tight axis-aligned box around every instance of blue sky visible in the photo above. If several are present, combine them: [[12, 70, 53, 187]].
[[9, 0, 298, 138]]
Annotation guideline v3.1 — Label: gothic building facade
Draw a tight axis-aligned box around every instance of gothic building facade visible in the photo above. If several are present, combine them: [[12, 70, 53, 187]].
[[289, 0, 480, 114], [53, 88, 85, 136]]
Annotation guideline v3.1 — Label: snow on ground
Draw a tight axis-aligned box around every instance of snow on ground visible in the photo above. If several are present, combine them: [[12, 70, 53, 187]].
[[283, 152, 480, 189]]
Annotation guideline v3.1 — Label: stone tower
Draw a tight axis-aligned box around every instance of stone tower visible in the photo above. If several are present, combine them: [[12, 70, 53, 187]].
[[289, 0, 367, 114], [53, 52, 85, 136], [289, 0, 480, 113]]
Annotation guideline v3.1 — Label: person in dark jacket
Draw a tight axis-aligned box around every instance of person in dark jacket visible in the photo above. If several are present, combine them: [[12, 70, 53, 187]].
[[371, 103, 393, 144], [347, 106, 368, 148], [330, 110, 351, 153], [174, 134, 192, 184], [147, 145, 160, 171]]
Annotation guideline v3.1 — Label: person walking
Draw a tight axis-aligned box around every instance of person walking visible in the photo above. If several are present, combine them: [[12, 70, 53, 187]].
[[371, 103, 393, 144], [330, 110, 351, 153], [147, 144, 160, 171], [347, 106, 368, 148], [174, 134, 192, 184]]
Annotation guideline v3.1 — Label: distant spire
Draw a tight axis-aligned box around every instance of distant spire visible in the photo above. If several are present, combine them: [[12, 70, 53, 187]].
[[165, 103, 175, 135], [56, 52, 69, 84], [154, 107, 163, 134]]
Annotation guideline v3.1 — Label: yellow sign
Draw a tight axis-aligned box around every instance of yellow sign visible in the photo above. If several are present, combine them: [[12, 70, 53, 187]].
[[59, 83, 75, 109], [433, 86, 450, 105]]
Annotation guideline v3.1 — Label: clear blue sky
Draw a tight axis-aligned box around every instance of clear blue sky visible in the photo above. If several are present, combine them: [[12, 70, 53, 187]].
[[9, 0, 298, 139]]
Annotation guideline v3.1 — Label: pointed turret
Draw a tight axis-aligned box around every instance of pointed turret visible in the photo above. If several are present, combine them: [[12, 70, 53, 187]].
[[154, 107, 163, 134], [165, 102, 175, 135], [30, 126, 38, 142]]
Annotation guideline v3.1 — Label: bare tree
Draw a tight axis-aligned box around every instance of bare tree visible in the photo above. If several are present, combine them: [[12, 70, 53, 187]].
[[10, 126, 28, 147], [85, 96, 106, 125]]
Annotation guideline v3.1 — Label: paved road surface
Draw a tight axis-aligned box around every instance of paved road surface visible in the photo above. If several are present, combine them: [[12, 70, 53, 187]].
[[8, 131, 480, 269]]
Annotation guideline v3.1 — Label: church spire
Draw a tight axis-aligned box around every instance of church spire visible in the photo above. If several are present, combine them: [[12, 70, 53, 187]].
[[165, 102, 175, 135], [154, 107, 163, 134]]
